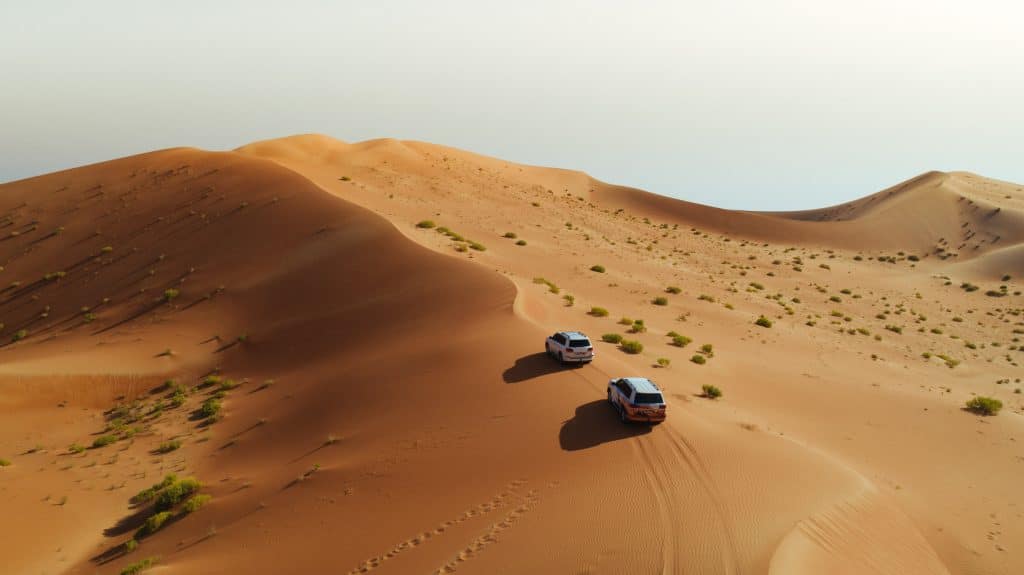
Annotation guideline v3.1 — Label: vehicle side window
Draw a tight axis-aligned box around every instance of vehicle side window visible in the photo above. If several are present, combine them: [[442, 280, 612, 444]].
[[554, 334, 566, 345], [616, 380, 631, 395]]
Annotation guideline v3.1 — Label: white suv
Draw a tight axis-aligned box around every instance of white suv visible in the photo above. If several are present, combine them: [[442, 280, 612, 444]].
[[545, 331, 594, 364], [607, 377, 666, 423]]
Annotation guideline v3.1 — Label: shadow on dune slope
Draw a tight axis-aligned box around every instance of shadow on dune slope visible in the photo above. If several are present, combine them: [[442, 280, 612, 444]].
[[559, 399, 651, 451]]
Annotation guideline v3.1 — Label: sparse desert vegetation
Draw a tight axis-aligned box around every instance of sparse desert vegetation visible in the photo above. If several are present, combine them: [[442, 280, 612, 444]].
[[702, 384, 722, 398], [0, 118, 1021, 575], [620, 340, 643, 354], [964, 396, 1002, 416]]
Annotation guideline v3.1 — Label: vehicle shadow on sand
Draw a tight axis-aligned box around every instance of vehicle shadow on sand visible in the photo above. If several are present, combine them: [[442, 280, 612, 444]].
[[559, 400, 652, 451], [502, 352, 578, 383]]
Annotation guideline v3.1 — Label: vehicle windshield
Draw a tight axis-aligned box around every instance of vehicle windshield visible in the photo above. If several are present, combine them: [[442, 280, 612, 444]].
[[634, 393, 664, 404], [569, 339, 591, 348]]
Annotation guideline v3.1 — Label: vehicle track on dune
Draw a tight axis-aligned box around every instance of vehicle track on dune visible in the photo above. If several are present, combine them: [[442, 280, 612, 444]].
[[581, 362, 740, 574], [661, 426, 741, 575], [634, 438, 680, 574], [633, 429, 741, 575]]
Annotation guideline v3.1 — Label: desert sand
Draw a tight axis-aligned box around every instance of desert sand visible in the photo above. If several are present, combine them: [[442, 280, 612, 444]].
[[0, 134, 1021, 575]]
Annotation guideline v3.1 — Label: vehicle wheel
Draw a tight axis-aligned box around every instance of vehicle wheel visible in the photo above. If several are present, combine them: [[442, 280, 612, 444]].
[[619, 404, 629, 424], [558, 352, 565, 364], [607, 389, 613, 404]]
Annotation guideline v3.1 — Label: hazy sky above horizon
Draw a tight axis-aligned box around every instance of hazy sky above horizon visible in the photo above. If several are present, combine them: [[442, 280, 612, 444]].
[[2, 1, 1021, 210]]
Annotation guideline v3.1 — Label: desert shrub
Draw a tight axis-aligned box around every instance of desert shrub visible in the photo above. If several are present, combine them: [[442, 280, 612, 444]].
[[590, 265, 606, 273], [124, 539, 138, 553], [701, 384, 721, 398], [136, 512, 172, 538], [629, 319, 646, 333], [168, 390, 186, 408], [589, 306, 609, 317], [532, 277, 559, 294], [562, 294, 575, 306], [162, 288, 179, 302], [601, 333, 623, 344], [965, 396, 1002, 416], [198, 375, 222, 389], [120, 557, 158, 575], [92, 435, 117, 448], [754, 316, 772, 328], [829, 295, 842, 303], [68, 443, 86, 454], [11, 329, 28, 342], [666, 286, 682, 294], [698, 294, 715, 302], [0, 458, 10, 467], [132, 475, 179, 504], [656, 357, 671, 367], [671, 335, 692, 347], [416, 220, 436, 229], [503, 232, 517, 238], [157, 440, 182, 454], [652, 296, 668, 306], [618, 317, 633, 326], [749, 282, 764, 290], [199, 398, 221, 419], [691, 354, 706, 365], [217, 379, 239, 392], [515, 239, 527, 246], [182, 493, 212, 514], [885, 325, 903, 334], [468, 241, 486, 252], [154, 477, 201, 512], [620, 340, 644, 354], [700, 343, 714, 355]]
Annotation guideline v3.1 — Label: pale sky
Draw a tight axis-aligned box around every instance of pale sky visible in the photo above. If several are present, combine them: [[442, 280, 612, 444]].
[[1, 1, 1021, 210]]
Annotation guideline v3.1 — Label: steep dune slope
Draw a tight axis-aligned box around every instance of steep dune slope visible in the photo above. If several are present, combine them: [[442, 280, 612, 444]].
[[0, 148, 558, 574]]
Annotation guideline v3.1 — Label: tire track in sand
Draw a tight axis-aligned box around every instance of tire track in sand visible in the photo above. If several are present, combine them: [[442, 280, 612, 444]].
[[634, 438, 680, 574], [661, 426, 741, 575]]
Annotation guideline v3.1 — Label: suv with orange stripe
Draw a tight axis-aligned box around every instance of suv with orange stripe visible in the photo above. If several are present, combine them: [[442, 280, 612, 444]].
[[607, 377, 666, 424]]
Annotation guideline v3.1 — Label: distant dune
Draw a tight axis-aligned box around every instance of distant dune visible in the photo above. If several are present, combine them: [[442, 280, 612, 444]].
[[1, 135, 1021, 575]]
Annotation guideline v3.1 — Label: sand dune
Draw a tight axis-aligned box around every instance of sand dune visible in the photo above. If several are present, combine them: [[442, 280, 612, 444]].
[[1, 135, 1021, 575]]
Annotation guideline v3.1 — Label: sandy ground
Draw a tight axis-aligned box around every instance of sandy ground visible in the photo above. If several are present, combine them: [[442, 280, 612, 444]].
[[0, 134, 1021, 575]]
